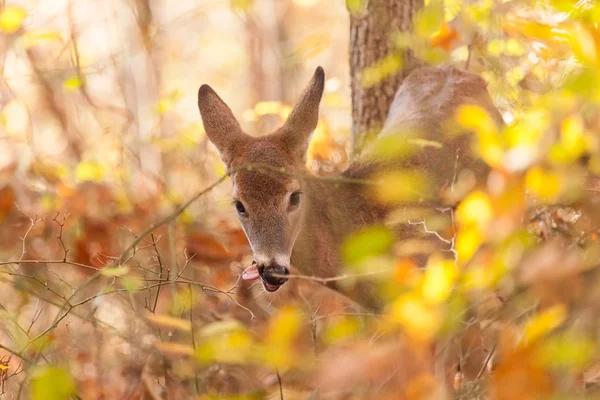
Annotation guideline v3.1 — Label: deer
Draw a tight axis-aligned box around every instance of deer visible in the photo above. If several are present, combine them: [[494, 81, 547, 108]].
[[197, 65, 503, 312], [197, 66, 504, 397], [197, 66, 506, 399]]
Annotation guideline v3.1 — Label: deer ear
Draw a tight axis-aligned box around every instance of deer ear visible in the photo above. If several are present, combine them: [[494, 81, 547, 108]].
[[280, 66, 325, 157], [198, 84, 246, 165]]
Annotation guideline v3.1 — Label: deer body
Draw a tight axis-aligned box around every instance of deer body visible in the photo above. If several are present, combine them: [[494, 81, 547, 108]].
[[198, 66, 503, 310]]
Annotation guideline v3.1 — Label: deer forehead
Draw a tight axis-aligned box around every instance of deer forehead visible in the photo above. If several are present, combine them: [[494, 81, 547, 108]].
[[230, 139, 303, 202], [233, 170, 299, 207]]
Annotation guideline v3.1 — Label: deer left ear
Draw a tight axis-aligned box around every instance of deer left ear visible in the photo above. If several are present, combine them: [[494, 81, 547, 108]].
[[197, 84, 247, 166], [280, 66, 325, 158]]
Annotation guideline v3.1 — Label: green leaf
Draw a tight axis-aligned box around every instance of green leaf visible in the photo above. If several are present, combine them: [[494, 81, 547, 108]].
[[100, 266, 130, 277], [31, 366, 75, 400], [536, 333, 595, 370], [342, 225, 395, 264], [346, 0, 367, 16], [322, 316, 362, 344]]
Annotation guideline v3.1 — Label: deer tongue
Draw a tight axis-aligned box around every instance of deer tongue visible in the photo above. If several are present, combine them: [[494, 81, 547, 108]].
[[242, 263, 260, 281]]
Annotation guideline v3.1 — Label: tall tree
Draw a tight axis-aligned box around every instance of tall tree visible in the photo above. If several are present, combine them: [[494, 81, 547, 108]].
[[349, 0, 423, 155]]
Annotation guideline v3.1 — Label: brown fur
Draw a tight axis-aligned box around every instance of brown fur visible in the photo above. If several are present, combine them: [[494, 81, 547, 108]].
[[198, 66, 502, 311], [198, 65, 504, 396]]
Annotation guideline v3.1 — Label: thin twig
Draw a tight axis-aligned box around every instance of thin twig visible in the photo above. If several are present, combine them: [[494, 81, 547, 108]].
[[0, 344, 33, 365], [14, 204, 41, 262], [118, 162, 376, 263], [272, 270, 386, 283], [276, 368, 284, 400]]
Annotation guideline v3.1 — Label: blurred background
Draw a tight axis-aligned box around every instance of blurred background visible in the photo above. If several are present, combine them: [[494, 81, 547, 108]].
[[0, 0, 351, 234]]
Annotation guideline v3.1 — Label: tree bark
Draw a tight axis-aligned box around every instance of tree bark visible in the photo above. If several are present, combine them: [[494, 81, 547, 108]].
[[349, 0, 423, 155]]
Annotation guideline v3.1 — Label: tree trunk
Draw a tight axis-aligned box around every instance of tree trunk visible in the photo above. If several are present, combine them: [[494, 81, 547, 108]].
[[349, 0, 423, 155]]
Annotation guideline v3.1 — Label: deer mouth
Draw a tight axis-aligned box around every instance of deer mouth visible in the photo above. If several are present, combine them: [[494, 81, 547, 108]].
[[261, 280, 282, 292], [241, 262, 288, 292]]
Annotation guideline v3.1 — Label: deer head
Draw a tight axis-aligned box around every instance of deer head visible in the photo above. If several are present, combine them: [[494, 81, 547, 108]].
[[198, 67, 325, 292]]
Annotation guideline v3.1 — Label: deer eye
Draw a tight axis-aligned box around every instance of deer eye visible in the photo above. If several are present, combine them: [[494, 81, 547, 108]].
[[289, 191, 302, 209], [234, 200, 247, 216]]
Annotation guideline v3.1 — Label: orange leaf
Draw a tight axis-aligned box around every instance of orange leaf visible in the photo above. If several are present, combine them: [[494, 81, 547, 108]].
[[491, 347, 553, 400], [0, 185, 15, 222], [430, 22, 459, 51], [185, 232, 231, 263]]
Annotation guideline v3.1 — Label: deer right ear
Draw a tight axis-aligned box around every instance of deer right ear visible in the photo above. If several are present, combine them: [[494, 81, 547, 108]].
[[279, 66, 325, 159], [198, 84, 245, 165]]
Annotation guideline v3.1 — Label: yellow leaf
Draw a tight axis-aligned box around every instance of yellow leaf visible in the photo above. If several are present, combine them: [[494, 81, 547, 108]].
[[567, 23, 597, 66], [455, 105, 498, 137], [387, 293, 442, 341], [415, 1, 444, 38], [63, 76, 83, 91], [0, 6, 26, 34], [525, 167, 562, 202], [361, 54, 403, 88], [421, 256, 458, 304], [479, 137, 504, 167], [444, 0, 462, 22], [75, 161, 105, 183], [155, 342, 194, 356], [373, 170, 430, 204], [456, 191, 493, 228], [263, 307, 304, 368], [463, 261, 506, 290], [523, 305, 567, 345], [196, 329, 253, 365], [456, 227, 483, 264], [146, 313, 192, 332], [153, 90, 182, 114], [254, 101, 283, 116], [549, 115, 588, 164], [100, 266, 130, 277], [506, 66, 526, 87], [503, 18, 561, 42], [268, 307, 303, 345], [487, 39, 525, 56], [322, 317, 362, 344], [178, 123, 204, 150], [22, 30, 62, 47], [456, 105, 503, 167]]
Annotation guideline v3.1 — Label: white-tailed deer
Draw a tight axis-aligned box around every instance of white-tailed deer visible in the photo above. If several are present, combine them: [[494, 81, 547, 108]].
[[197, 66, 503, 311]]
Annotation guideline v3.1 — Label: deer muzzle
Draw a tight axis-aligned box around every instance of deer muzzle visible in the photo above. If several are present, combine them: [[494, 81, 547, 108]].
[[258, 265, 289, 292]]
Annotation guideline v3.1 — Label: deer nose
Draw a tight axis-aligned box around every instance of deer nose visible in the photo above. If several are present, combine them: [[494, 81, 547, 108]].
[[258, 264, 289, 286]]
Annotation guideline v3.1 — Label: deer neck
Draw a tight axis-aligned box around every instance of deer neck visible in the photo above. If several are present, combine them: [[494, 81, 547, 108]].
[[291, 165, 386, 279]]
